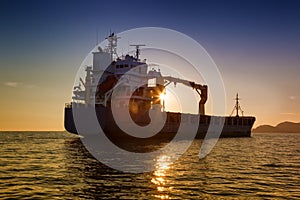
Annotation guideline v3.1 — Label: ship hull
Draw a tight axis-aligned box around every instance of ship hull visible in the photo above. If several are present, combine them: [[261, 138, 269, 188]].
[[64, 106, 255, 140]]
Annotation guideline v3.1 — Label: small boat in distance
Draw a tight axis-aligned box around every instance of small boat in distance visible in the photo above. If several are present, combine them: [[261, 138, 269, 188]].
[[64, 33, 256, 143]]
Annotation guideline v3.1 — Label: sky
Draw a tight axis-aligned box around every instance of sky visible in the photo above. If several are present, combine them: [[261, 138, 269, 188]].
[[0, 0, 300, 130]]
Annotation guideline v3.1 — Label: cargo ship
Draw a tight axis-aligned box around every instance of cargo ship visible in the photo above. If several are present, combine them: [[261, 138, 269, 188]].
[[64, 33, 255, 144]]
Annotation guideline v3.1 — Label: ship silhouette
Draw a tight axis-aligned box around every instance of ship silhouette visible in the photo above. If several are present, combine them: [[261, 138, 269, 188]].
[[64, 33, 256, 146]]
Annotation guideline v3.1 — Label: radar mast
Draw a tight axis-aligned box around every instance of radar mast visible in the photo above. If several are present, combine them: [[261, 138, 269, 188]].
[[130, 44, 146, 61]]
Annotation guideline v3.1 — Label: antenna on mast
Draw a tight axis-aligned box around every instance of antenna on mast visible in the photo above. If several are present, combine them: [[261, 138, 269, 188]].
[[130, 44, 146, 61], [105, 32, 120, 61], [230, 93, 244, 117]]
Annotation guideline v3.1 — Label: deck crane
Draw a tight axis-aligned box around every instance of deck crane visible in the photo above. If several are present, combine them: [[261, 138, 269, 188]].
[[161, 76, 208, 115], [148, 69, 208, 115]]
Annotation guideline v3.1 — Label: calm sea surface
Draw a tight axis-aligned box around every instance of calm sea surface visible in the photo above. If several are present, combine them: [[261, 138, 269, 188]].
[[0, 132, 299, 199]]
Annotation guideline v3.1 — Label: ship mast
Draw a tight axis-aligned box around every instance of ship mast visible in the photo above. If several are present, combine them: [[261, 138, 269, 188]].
[[230, 93, 244, 117], [106, 32, 120, 61], [130, 44, 146, 61]]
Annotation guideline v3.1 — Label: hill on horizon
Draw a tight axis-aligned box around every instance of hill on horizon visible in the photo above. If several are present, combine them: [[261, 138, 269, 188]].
[[253, 121, 300, 133]]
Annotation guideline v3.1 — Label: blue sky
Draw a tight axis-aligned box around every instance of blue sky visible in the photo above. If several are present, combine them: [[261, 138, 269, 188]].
[[1, 0, 300, 130]]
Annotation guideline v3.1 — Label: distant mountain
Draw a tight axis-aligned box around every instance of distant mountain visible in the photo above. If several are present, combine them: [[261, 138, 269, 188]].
[[253, 121, 300, 133]]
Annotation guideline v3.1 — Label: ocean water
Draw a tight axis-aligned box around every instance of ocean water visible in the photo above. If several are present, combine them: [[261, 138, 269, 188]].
[[0, 132, 299, 199]]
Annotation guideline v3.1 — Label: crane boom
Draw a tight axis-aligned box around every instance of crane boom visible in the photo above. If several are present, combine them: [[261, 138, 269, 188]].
[[160, 76, 208, 115], [147, 69, 208, 115], [162, 76, 206, 90]]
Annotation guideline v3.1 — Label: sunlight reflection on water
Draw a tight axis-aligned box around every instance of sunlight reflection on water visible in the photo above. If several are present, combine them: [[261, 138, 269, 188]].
[[152, 155, 172, 199]]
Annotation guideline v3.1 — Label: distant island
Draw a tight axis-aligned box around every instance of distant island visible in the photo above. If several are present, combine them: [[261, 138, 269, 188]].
[[252, 121, 300, 133]]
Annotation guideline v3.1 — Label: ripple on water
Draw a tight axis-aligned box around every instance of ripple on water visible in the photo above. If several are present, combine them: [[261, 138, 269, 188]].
[[0, 132, 299, 199]]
